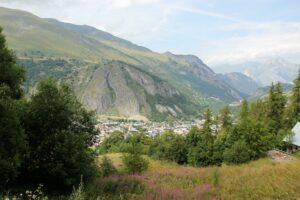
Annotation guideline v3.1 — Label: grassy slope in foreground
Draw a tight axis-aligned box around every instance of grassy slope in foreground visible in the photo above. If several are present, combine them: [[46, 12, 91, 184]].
[[97, 153, 300, 200]]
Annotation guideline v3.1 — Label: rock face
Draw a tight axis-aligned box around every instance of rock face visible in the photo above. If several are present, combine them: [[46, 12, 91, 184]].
[[0, 7, 246, 120], [79, 61, 180, 117]]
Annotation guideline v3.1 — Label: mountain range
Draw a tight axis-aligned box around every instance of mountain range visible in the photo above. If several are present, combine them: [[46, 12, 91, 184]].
[[2, 7, 291, 120], [213, 58, 299, 87], [0, 7, 247, 121]]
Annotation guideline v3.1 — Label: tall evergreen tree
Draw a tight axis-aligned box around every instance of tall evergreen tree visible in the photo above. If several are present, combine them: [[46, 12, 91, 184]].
[[187, 109, 215, 166], [286, 71, 300, 127], [266, 83, 286, 134], [219, 106, 232, 131], [239, 99, 249, 125], [122, 134, 148, 173], [213, 106, 232, 165]]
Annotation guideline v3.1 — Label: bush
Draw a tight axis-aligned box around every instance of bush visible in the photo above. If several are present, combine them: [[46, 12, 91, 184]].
[[96, 131, 124, 154], [123, 153, 148, 174], [149, 131, 187, 164], [99, 156, 118, 177], [223, 140, 251, 164], [122, 135, 148, 174]]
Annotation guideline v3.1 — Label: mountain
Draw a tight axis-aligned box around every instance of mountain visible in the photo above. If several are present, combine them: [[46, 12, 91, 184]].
[[217, 72, 260, 96], [213, 58, 300, 86], [0, 7, 244, 120]]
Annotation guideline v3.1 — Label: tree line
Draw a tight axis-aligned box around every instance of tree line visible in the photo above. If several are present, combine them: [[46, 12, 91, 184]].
[[98, 71, 300, 166]]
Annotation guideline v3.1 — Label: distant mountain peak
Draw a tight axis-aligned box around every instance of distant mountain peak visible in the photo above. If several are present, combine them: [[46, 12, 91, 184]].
[[213, 57, 299, 87]]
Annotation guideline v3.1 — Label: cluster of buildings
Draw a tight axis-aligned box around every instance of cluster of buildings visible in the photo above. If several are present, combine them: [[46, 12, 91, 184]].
[[93, 117, 300, 155], [93, 119, 206, 144]]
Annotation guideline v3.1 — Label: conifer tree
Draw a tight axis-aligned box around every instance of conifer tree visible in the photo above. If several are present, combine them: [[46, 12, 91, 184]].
[[213, 106, 232, 165], [266, 83, 286, 134], [188, 109, 215, 166], [219, 106, 232, 131], [287, 71, 300, 127]]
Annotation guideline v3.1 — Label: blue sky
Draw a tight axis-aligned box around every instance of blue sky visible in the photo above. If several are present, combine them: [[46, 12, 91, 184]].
[[1, 0, 300, 65]]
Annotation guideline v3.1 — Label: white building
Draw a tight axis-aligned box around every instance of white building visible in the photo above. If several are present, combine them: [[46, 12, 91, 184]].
[[283, 122, 300, 150]]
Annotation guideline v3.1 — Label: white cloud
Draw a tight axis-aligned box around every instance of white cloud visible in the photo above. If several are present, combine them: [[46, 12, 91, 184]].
[[1, 0, 300, 65], [201, 21, 300, 65], [174, 6, 240, 22], [109, 0, 161, 8]]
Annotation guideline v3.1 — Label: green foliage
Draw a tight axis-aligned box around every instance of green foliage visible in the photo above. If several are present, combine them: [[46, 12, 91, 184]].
[[223, 140, 251, 164], [97, 131, 125, 154], [69, 178, 85, 200], [0, 27, 25, 99], [187, 110, 216, 167], [99, 156, 118, 178], [21, 79, 97, 191], [219, 106, 232, 131], [0, 100, 27, 186], [286, 71, 300, 127], [87, 176, 144, 199], [266, 83, 286, 134], [122, 135, 148, 174], [0, 27, 27, 187], [149, 131, 187, 164]]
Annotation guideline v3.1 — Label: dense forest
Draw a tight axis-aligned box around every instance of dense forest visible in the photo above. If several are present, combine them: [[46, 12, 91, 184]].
[[1, 23, 300, 199]]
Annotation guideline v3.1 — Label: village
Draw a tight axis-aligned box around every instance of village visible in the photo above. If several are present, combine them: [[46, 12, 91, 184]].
[[94, 118, 210, 143]]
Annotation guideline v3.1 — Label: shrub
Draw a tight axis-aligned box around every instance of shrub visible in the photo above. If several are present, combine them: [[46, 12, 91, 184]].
[[122, 135, 148, 174], [123, 153, 148, 174], [223, 140, 251, 164], [99, 156, 118, 177]]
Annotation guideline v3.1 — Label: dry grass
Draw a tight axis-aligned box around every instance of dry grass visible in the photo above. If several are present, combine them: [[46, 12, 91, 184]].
[[97, 154, 300, 200]]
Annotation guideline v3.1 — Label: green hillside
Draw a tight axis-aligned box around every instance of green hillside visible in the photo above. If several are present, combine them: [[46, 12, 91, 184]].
[[0, 7, 245, 120]]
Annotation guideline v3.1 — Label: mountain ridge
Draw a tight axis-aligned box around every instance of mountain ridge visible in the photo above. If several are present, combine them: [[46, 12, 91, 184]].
[[0, 7, 245, 120]]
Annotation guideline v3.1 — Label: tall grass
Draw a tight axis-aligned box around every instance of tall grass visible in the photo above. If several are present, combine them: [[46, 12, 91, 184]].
[[100, 154, 300, 200]]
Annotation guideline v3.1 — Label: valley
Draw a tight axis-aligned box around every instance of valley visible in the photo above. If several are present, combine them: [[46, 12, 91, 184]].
[[0, 2, 300, 200]]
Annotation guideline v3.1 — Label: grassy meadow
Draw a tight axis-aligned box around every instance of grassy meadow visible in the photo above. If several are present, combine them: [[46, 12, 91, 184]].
[[92, 153, 300, 200]]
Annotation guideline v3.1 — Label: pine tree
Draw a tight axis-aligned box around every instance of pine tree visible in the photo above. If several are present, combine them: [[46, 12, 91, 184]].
[[213, 106, 232, 165], [287, 71, 300, 127], [266, 82, 286, 135], [187, 109, 215, 166], [239, 99, 249, 125], [219, 106, 232, 131], [122, 134, 148, 173]]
